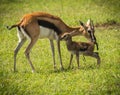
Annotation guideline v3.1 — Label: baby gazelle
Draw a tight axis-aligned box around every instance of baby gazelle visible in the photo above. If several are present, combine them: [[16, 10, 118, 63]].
[[60, 33, 101, 69]]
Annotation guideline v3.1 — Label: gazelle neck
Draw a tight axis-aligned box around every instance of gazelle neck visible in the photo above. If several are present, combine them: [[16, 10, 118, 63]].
[[64, 25, 80, 33], [66, 37, 73, 50]]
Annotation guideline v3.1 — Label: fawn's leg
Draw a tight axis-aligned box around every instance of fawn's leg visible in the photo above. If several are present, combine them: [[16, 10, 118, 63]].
[[68, 54, 73, 69], [94, 52, 101, 65], [76, 53, 80, 69], [84, 52, 101, 65]]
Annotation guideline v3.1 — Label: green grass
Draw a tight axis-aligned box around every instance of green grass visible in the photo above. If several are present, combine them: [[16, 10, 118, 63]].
[[0, 0, 120, 95]]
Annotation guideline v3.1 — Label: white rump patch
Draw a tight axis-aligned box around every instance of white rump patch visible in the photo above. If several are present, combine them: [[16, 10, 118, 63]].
[[17, 27, 31, 42], [20, 27, 31, 41]]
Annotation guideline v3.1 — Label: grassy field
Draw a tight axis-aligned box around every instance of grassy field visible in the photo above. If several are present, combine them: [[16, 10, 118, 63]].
[[0, 0, 120, 95]]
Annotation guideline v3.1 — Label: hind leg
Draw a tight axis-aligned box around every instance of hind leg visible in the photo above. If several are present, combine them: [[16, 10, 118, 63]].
[[14, 28, 26, 72], [95, 52, 101, 65], [14, 38, 26, 72], [84, 52, 101, 65], [92, 52, 101, 65]]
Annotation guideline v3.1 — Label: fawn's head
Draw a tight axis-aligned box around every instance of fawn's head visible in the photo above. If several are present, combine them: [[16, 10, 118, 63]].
[[60, 33, 72, 41]]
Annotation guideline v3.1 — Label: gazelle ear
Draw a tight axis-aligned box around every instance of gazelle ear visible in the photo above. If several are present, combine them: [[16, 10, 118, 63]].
[[91, 20, 94, 29], [86, 19, 91, 26], [79, 21, 84, 26]]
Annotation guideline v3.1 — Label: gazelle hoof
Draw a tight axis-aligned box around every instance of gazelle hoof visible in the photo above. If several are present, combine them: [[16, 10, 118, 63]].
[[32, 70, 35, 73]]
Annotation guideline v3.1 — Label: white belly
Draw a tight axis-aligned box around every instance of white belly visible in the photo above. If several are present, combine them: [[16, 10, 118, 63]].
[[39, 26, 58, 40]]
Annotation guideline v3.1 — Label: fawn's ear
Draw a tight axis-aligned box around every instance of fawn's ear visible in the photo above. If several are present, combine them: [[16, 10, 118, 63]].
[[69, 30, 78, 36]]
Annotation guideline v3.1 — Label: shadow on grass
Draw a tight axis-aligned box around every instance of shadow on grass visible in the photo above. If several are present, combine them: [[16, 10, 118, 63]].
[[49, 64, 100, 74]]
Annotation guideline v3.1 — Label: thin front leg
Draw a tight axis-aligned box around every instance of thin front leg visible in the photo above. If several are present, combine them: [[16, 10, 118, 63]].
[[49, 39, 57, 69], [68, 54, 73, 69], [76, 53, 80, 69], [14, 38, 26, 72], [56, 39, 64, 70]]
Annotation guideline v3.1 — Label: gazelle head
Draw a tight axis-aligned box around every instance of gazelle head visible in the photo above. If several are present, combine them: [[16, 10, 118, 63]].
[[80, 19, 96, 43], [70, 19, 96, 43], [85, 19, 96, 42], [85, 19, 99, 50]]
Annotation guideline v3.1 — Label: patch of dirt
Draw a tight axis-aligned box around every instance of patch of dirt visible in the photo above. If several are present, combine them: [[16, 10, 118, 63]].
[[95, 20, 120, 29]]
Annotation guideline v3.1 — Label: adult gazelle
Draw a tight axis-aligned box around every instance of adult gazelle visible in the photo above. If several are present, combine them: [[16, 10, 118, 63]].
[[7, 12, 97, 72]]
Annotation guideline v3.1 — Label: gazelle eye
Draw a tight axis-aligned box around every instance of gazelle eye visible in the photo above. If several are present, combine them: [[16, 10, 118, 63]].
[[88, 30, 91, 33], [64, 35, 67, 38]]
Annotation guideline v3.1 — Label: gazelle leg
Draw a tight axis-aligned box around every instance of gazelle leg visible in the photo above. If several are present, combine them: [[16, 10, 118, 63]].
[[84, 52, 101, 65], [68, 54, 73, 69], [76, 53, 80, 69], [90, 52, 101, 65], [14, 38, 26, 72], [25, 38, 38, 73], [49, 39, 57, 69], [94, 52, 101, 65], [56, 39, 64, 70]]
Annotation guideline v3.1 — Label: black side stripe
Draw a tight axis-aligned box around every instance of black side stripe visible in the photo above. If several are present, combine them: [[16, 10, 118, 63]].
[[37, 20, 62, 35], [17, 26, 21, 31]]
